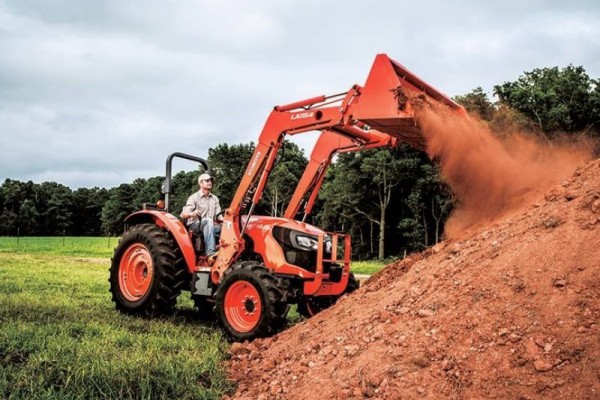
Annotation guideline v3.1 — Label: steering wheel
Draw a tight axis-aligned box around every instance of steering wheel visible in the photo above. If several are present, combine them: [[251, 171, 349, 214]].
[[214, 210, 225, 224]]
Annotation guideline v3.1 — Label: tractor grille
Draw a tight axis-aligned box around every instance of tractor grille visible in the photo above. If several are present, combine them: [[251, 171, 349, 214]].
[[272, 226, 333, 274]]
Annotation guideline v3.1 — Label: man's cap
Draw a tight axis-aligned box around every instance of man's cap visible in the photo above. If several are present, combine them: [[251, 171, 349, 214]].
[[198, 173, 213, 184]]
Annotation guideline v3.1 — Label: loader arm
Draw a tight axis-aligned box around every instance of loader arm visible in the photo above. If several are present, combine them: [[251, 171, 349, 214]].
[[209, 54, 464, 283], [283, 129, 397, 221]]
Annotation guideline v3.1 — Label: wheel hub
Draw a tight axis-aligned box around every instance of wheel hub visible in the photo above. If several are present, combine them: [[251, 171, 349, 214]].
[[224, 281, 262, 333], [118, 243, 154, 302], [244, 298, 256, 314]]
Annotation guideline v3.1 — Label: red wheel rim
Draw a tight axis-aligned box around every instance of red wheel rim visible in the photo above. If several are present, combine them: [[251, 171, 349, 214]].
[[118, 243, 154, 302], [224, 281, 262, 333]]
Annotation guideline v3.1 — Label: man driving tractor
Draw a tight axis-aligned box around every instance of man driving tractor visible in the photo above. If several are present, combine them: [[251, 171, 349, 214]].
[[180, 173, 222, 257]]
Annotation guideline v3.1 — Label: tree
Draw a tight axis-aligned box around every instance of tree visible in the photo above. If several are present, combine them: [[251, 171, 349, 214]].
[[132, 177, 163, 210], [207, 140, 307, 216], [265, 164, 296, 216], [318, 144, 453, 259], [264, 141, 307, 216], [454, 87, 495, 121], [360, 148, 407, 259], [1, 179, 30, 216], [494, 65, 600, 136], [168, 171, 199, 216], [487, 103, 537, 136], [319, 147, 409, 259], [208, 142, 255, 207], [101, 184, 137, 235], [0, 210, 18, 235], [43, 183, 74, 235], [1, 179, 47, 235], [18, 199, 39, 235], [72, 187, 109, 235], [409, 163, 453, 245], [318, 151, 372, 256]]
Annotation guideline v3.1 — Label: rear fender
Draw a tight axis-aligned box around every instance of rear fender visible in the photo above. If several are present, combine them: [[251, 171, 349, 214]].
[[124, 211, 196, 273]]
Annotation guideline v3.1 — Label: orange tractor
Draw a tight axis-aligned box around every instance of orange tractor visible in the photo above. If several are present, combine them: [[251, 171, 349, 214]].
[[109, 54, 463, 341]]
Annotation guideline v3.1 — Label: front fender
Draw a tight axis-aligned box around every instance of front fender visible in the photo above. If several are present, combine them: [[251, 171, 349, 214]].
[[125, 210, 196, 273]]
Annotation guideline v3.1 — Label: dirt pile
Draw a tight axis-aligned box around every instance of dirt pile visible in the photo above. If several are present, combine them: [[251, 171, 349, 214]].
[[227, 158, 600, 400]]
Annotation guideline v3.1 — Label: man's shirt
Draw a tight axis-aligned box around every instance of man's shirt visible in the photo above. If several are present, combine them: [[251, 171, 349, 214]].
[[181, 191, 221, 226]]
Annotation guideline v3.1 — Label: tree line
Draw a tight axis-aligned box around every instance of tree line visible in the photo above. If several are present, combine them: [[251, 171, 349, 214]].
[[1, 64, 598, 259]]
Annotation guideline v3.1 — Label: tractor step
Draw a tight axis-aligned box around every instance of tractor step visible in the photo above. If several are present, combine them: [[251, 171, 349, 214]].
[[192, 268, 212, 296]]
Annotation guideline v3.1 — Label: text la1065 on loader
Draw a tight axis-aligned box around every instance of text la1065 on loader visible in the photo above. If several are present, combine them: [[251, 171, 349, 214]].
[[108, 54, 464, 341]]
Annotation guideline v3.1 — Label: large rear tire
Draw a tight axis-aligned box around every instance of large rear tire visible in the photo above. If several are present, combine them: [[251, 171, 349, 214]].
[[109, 223, 186, 316], [215, 261, 289, 341], [297, 272, 359, 318]]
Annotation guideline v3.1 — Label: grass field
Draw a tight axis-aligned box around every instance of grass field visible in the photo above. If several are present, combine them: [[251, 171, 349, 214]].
[[0, 236, 116, 257], [351, 259, 394, 275], [0, 239, 232, 399], [0, 237, 388, 399]]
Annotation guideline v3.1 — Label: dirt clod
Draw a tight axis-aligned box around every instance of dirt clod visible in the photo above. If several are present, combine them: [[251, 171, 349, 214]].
[[592, 199, 600, 213], [534, 359, 554, 372], [553, 277, 567, 287]]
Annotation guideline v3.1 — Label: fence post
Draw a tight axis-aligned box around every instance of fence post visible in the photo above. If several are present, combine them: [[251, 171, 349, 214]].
[[17, 227, 20, 245]]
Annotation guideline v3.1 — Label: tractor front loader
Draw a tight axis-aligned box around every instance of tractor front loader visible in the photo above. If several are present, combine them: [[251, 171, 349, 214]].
[[109, 54, 464, 341]]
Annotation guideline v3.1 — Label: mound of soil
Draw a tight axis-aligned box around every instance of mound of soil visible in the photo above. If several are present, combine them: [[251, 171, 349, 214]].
[[227, 159, 600, 400]]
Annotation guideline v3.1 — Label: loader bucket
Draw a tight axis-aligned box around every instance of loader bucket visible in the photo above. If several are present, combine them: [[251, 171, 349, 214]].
[[353, 54, 464, 149]]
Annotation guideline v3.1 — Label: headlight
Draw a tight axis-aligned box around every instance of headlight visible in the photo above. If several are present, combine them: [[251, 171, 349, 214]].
[[324, 239, 332, 253], [295, 235, 318, 250]]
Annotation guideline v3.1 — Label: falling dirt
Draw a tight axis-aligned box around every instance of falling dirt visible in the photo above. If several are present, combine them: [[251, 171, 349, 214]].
[[226, 108, 600, 400], [415, 104, 592, 238]]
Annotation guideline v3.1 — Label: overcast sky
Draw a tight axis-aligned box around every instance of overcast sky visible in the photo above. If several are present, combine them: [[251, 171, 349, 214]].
[[1, 1, 599, 189]]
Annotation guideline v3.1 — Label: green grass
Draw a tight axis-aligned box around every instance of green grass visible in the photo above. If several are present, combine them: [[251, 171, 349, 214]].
[[0, 237, 389, 398], [0, 248, 233, 399], [350, 258, 393, 275], [0, 236, 116, 257]]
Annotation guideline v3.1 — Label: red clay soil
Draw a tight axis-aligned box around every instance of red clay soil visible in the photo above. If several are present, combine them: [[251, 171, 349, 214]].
[[227, 158, 600, 400]]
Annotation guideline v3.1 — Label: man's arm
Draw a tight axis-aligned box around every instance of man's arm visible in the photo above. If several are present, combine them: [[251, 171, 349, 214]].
[[180, 194, 199, 220]]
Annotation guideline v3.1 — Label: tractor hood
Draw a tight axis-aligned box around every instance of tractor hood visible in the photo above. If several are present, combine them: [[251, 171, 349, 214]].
[[241, 215, 337, 275], [244, 215, 324, 237]]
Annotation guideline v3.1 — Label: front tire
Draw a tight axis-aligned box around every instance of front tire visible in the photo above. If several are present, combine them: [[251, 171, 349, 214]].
[[215, 261, 289, 341], [109, 223, 186, 316]]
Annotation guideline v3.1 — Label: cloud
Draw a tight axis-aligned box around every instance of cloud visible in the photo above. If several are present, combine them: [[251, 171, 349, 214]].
[[0, 0, 599, 188]]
